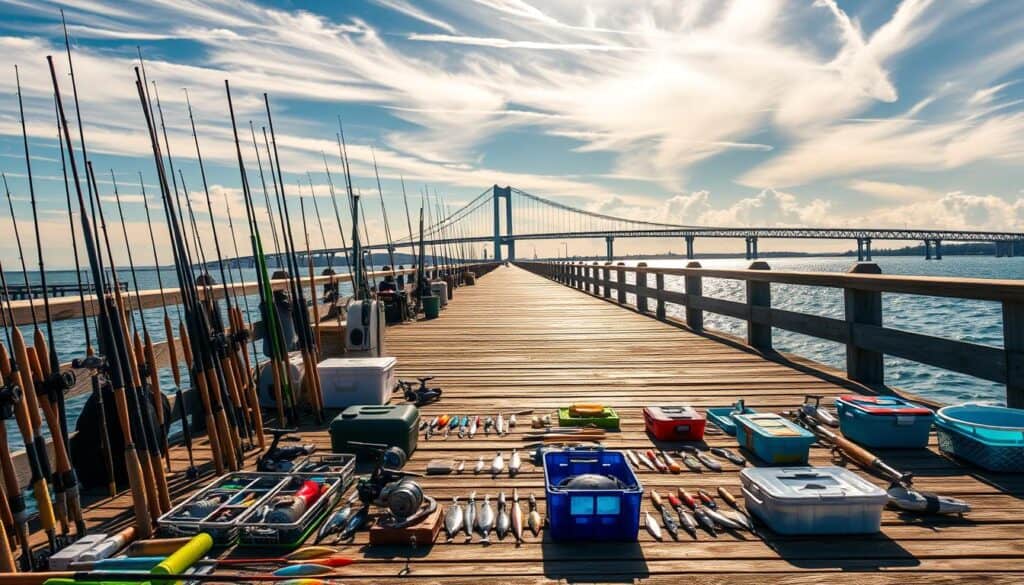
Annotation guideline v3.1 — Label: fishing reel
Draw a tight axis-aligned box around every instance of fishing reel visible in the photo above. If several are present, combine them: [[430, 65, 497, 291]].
[[397, 376, 442, 406], [379, 477, 424, 519], [0, 382, 22, 421], [257, 428, 316, 472], [38, 369, 76, 403]]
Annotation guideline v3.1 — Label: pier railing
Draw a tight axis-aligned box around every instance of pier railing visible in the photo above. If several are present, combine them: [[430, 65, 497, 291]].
[[519, 260, 1024, 408]]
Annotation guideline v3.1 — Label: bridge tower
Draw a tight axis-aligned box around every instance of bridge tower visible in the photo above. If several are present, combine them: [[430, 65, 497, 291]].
[[493, 185, 514, 261]]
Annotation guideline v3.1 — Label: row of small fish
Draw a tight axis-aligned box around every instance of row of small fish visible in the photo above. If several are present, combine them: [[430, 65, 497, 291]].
[[444, 490, 543, 543], [461, 450, 522, 477], [644, 487, 755, 540], [625, 447, 744, 474], [421, 413, 517, 439], [315, 495, 369, 544]]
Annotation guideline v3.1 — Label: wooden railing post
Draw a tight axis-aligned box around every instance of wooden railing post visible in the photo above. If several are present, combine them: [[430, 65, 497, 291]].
[[655, 272, 666, 321], [1003, 301, 1024, 408], [602, 262, 611, 298], [636, 262, 649, 314], [590, 262, 599, 294], [684, 261, 703, 331], [616, 263, 626, 304], [845, 262, 884, 385], [746, 261, 772, 350]]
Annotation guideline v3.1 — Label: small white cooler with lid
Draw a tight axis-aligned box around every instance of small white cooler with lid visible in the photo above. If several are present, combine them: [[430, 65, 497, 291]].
[[739, 466, 887, 534], [318, 357, 397, 409]]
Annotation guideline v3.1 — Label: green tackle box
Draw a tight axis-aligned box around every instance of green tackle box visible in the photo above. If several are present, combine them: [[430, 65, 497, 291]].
[[558, 406, 621, 430], [329, 404, 420, 461]]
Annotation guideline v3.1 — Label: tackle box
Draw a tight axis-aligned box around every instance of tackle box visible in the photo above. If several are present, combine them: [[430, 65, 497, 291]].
[[740, 466, 887, 534], [293, 453, 359, 475], [558, 406, 621, 430], [935, 404, 1024, 472], [706, 400, 757, 436], [430, 281, 449, 306], [544, 448, 642, 541], [157, 473, 284, 544], [318, 357, 397, 409], [643, 406, 706, 440], [835, 395, 934, 448], [734, 413, 816, 464], [237, 471, 351, 548], [329, 404, 419, 461]]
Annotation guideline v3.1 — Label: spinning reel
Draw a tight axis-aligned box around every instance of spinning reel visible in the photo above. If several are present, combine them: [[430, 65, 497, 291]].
[[397, 376, 442, 406], [256, 428, 316, 472]]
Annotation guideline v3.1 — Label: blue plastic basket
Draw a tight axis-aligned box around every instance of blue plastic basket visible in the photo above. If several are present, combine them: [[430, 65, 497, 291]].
[[543, 448, 642, 541], [935, 404, 1024, 472]]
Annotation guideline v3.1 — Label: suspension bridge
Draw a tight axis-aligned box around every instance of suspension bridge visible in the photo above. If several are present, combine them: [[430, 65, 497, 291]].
[[249, 185, 1024, 268]]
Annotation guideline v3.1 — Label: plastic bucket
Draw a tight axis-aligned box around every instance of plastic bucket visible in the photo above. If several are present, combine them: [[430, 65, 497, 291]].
[[422, 295, 440, 320]]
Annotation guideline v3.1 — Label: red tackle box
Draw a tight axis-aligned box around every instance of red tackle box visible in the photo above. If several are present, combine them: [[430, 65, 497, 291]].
[[643, 406, 706, 441]]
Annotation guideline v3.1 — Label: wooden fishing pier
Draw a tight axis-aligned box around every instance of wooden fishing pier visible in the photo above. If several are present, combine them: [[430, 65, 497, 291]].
[[16, 262, 1021, 583]]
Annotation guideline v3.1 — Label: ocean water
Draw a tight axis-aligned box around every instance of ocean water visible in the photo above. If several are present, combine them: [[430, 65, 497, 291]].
[[619, 255, 1023, 407], [2, 254, 1021, 455]]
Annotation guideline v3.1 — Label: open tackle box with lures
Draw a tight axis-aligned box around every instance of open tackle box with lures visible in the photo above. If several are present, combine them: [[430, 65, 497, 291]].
[[237, 461, 356, 548], [157, 473, 284, 544]]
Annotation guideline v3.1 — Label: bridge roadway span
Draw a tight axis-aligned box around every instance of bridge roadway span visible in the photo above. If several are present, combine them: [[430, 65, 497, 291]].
[[59, 264, 1024, 583]]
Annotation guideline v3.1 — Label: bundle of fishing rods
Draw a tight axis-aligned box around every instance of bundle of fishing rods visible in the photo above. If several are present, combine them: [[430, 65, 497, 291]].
[[0, 12, 478, 573]]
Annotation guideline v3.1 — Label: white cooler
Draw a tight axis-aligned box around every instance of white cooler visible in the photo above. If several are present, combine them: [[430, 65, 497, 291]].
[[318, 357, 397, 409]]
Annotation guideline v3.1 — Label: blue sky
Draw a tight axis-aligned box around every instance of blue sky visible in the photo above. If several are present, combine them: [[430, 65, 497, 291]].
[[0, 0, 1022, 264]]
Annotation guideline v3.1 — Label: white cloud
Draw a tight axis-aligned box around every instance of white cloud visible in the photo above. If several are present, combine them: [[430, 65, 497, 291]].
[[371, 0, 457, 33], [847, 179, 938, 201]]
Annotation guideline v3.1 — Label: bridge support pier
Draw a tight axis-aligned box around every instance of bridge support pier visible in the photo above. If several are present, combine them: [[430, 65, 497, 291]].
[[605, 236, 614, 262], [934, 239, 942, 260], [685, 236, 695, 260], [924, 239, 932, 260], [856, 238, 873, 261], [744, 236, 759, 260]]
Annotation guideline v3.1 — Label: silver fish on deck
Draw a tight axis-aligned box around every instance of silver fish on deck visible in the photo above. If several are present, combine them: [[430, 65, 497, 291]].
[[469, 416, 479, 438], [660, 507, 680, 540], [705, 507, 744, 531], [491, 451, 505, 476], [674, 505, 698, 538], [720, 509, 754, 532], [527, 493, 542, 536], [509, 414, 517, 428], [474, 456, 485, 474], [315, 495, 358, 543], [496, 412, 506, 436], [445, 497, 464, 542], [509, 449, 521, 476], [465, 492, 477, 538], [477, 495, 495, 543], [710, 447, 746, 466], [693, 506, 717, 536], [644, 511, 663, 541], [496, 492, 510, 540], [338, 506, 369, 541], [512, 489, 524, 543], [455, 459, 465, 474]]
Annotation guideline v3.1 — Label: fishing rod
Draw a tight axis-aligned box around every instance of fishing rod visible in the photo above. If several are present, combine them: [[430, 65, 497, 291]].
[[260, 126, 287, 271], [306, 175, 332, 347], [299, 197, 323, 353], [50, 54, 154, 539], [225, 83, 292, 428], [111, 170, 176, 481], [218, 186, 265, 449], [178, 165, 244, 469], [2, 170, 67, 545], [370, 148, 397, 274], [89, 163, 168, 521], [321, 152, 353, 273], [423, 188, 439, 272], [15, 62, 88, 539], [0, 421, 17, 572], [135, 70, 235, 476], [249, 122, 284, 269], [336, 123, 374, 295], [184, 91, 256, 452], [58, 102, 117, 498], [0, 259, 40, 569], [265, 94, 324, 421], [400, 177, 416, 258]]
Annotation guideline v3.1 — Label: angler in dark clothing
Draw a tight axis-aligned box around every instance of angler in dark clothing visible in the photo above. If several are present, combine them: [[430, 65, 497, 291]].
[[378, 266, 398, 293]]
